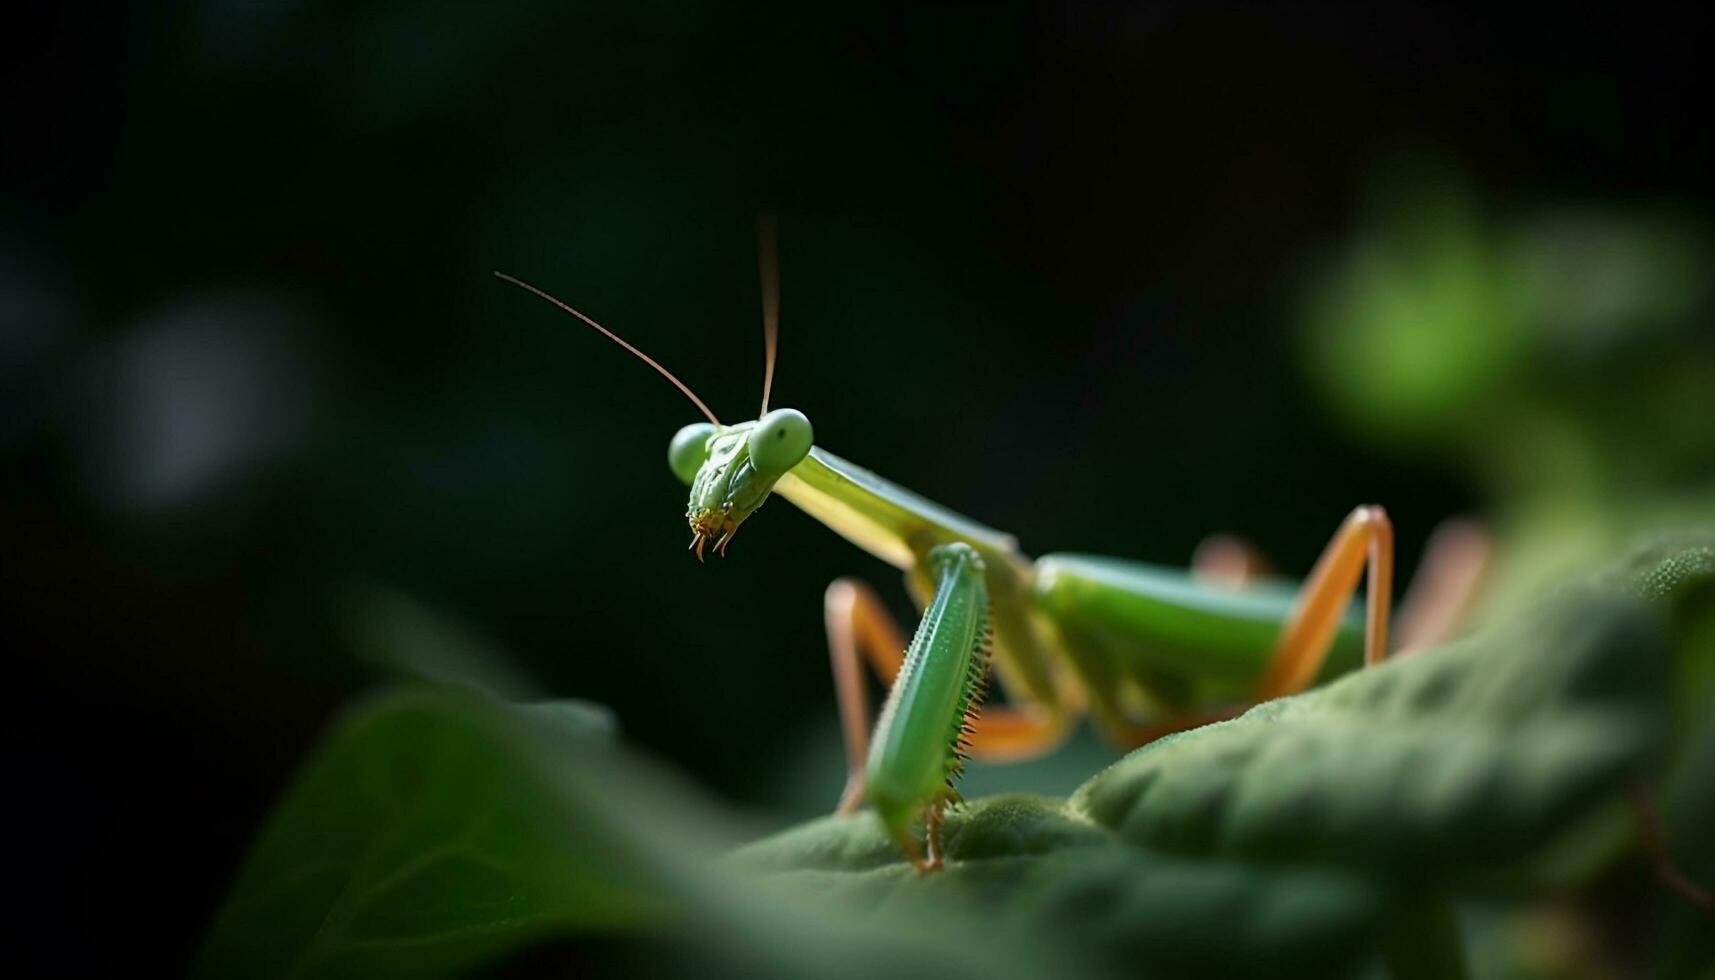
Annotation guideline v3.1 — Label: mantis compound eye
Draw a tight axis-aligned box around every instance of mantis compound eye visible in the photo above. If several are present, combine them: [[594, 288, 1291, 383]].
[[668, 422, 716, 485], [747, 408, 813, 474]]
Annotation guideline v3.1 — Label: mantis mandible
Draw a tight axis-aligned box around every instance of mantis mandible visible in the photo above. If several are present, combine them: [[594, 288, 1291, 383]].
[[496, 221, 1485, 871]]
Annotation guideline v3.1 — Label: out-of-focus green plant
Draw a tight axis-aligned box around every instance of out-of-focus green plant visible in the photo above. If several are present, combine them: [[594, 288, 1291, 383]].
[[196, 535, 1715, 980], [1301, 173, 1715, 618], [1304, 186, 1715, 972]]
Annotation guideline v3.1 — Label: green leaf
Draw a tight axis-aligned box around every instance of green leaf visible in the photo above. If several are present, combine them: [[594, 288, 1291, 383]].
[[193, 690, 704, 980], [733, 794, 1110, 873], [1070, 588, 1669, 873], [733, 796, 1384, 979], [197, 691, 1091, 980], [1603, 531, 1715, 605], [340, 583, 543, 699]]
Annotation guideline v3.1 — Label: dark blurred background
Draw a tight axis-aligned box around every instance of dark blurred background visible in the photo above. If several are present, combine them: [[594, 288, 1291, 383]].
[[3, 2, 1710, 975]]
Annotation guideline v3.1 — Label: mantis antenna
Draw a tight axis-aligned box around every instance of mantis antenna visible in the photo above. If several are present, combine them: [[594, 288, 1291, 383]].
[[756, 214, 780, 417], [494, 271, 722, 427]]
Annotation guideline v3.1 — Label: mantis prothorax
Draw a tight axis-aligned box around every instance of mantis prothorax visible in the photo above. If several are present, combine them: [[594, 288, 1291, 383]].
[[496, 221, 1487, 871]]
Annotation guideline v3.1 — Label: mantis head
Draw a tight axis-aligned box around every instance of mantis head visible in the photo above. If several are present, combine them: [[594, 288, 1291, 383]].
[[498, 216, 799, 561], [668, 408, 813, 560]]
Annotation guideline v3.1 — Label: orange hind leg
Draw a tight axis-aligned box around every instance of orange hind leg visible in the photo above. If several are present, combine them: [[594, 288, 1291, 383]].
[[1107, 505, 1397, 749]]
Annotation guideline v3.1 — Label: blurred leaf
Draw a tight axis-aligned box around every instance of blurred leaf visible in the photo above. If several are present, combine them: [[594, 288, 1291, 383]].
[[1507, 213, 1712, 348], [1632, 534, 1715, 978], [193, 690, 698, 980], [340, 582, 543, 699], [1302, 191, 1532, 444], [196, 690, 1089, 980], [1603, 532, 1715, 605], [1302, 185, 1713, 465]]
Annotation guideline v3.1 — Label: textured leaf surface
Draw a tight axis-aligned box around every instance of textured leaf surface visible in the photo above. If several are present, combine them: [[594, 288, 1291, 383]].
[[1605, 532, 1715, 605], [733, 796, 1383, 979], [1071, 590, 1669, 871]]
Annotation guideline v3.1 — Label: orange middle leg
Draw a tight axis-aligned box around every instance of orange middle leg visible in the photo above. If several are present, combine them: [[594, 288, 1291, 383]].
[[1254, 505, 1394, 701], [963, 706, 1072, 762], [824, 579, 906, 814]]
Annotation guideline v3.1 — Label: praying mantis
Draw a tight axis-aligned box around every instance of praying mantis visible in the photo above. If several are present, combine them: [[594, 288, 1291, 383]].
[[496, 221, 1486, 871]]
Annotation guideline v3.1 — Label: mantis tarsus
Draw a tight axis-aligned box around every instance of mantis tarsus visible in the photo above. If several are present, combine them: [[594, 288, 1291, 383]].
[[495, 222, 1487, 871]]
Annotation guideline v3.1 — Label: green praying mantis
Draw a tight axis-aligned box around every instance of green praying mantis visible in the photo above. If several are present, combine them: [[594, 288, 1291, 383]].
[[496, 222, 1488, 871]]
